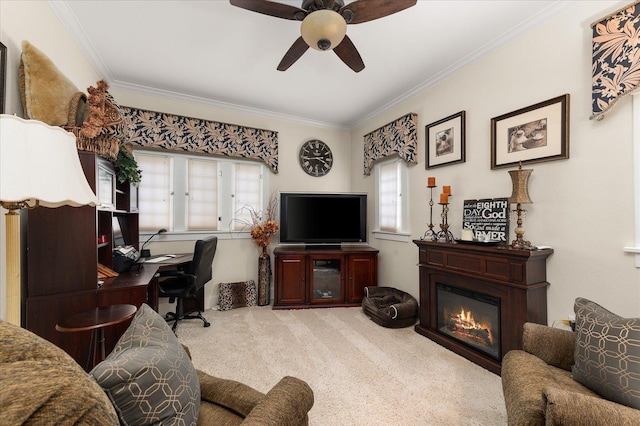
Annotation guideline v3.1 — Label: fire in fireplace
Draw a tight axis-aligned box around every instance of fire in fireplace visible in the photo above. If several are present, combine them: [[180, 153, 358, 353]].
[[436, 283, 501, 360]]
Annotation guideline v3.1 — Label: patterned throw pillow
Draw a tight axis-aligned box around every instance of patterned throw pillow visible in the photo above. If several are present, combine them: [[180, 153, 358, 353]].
[[91, 304, 200, 425], [572, 297, 640, 409], [219, 280, 257, 311]]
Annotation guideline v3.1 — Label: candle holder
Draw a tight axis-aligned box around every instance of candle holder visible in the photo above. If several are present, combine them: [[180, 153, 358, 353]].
[[435, 202, 455, 243], [420, 184, 437, 241]]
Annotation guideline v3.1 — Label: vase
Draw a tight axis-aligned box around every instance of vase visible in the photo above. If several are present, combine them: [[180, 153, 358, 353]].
[[257, 246, 271, 306]]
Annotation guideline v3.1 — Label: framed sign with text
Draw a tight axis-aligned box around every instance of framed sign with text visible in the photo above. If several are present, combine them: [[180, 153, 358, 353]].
[[462, 198, 510, 242]]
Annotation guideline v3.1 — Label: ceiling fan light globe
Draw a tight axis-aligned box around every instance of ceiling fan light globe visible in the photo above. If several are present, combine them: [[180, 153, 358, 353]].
[[300, 10, 347, 51]]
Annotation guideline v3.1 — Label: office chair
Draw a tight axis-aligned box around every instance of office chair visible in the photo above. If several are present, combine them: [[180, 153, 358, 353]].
[[158, 236, 217, 333]]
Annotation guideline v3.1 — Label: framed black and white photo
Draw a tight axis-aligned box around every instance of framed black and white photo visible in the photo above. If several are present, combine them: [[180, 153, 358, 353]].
[[0, 42, 6, 114], [491, 94, 569, 169], [426, 111, 465, 169]]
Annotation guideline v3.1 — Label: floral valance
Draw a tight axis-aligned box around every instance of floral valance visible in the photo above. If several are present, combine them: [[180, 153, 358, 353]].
[[591, 1, 640, 120], [120, 107, 279, 173], [363, 113, 418, 175]]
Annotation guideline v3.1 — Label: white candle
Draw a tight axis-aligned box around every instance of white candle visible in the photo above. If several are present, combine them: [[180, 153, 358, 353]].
[[461, 229, 474, 241]]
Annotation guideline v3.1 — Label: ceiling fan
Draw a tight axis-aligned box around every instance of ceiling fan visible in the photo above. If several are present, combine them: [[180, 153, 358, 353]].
[[229, 0, 417, 72]]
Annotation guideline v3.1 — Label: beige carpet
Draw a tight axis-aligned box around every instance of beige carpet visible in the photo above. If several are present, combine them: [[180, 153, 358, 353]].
[[176, 306, 507, 425]]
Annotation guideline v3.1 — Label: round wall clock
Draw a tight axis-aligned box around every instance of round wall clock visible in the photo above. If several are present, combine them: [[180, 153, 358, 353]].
[[299, 139, 333, 177]]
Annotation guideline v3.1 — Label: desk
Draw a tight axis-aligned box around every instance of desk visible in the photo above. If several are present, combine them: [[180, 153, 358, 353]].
[[56, 304, 137, 370], [100, 265, 160, 310], [142, 253, 193, 267]]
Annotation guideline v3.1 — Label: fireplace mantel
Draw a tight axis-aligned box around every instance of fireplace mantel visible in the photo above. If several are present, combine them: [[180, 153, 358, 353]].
[[413, 240, 553, 375]]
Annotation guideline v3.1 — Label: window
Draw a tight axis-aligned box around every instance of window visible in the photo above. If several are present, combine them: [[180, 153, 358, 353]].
[[373, 158, 409, 241], [625, 94, 640, 267], [136, 153, 172, 231], [135, 151, 267, 237]]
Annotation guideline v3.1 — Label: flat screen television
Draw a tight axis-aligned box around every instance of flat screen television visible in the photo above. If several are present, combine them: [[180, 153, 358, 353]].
[[279, 192, 367, 246]]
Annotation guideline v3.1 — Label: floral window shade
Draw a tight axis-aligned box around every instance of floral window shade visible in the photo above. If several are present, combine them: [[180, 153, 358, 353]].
[[363, 113, 418, 175], [591, 1, 640, 120], [120, 107, 279, 173]]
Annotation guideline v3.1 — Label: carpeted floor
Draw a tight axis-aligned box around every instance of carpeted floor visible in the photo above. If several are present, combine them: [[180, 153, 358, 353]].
[[176, 305, 507, 425]]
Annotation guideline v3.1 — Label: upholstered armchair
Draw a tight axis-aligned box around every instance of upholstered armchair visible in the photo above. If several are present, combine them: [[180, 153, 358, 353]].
[[197, 371, 313, 425], [501, 321, 640, 425], [1, 306, 313, 426]]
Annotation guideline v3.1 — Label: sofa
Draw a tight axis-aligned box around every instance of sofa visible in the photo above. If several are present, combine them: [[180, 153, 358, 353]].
[[501, 298, 640, 425], [0, 304, 314, 425]]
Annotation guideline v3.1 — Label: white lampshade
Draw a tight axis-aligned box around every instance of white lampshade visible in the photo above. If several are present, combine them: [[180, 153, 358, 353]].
[[301, 10, 347, 51], [0, 114, 100, 208]]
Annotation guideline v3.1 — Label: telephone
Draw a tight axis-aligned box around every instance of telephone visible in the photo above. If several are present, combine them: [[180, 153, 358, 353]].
[[113, 246, 141, 273]]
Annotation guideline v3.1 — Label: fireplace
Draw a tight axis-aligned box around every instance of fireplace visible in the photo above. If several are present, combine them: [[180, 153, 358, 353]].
[[413, 240, 552, 374], [436, 283, 501, 361]]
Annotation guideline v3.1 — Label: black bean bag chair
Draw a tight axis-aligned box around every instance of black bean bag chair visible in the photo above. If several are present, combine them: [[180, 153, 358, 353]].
[[362, 286, 418, 328]]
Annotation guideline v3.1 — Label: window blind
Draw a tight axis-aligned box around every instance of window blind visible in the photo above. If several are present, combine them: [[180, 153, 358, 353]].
[[136, 153, 171, 232]]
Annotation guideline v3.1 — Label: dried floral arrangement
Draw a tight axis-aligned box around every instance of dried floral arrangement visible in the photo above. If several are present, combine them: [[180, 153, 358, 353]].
[[81, 80, 112, 139], [236, 193, 279, 248]]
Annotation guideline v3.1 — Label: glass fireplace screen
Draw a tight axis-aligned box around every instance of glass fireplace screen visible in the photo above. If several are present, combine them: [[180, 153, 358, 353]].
[[436, 283, 501, 360]]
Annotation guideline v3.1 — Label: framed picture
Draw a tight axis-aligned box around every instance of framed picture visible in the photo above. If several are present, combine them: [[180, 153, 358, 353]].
[[426, 111, 465, 169], [491, 94, 569, 169], [0, 42, 6, 114]]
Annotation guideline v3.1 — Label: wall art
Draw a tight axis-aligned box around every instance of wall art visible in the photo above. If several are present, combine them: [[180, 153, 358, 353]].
[[426, 111, 465, 169], [491, 94, 569, 169], [462, 198, 509, 243]]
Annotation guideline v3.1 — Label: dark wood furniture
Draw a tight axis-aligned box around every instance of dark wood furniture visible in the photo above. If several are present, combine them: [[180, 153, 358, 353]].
[[56, 304, 137, 370], [23, 151, 149, 369], [273, 245, 378, 309], [413, 240, 553, 374]]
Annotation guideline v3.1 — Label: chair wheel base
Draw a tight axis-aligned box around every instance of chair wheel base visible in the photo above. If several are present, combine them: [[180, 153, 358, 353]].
[[163, 310, 210, 333]]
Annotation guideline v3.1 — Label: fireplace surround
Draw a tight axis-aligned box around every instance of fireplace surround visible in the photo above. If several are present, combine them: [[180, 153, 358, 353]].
[[413, 240, 553, 374]]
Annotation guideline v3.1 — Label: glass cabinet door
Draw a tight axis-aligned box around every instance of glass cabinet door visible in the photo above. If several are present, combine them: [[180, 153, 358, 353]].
[[310, 257, 342, 303]]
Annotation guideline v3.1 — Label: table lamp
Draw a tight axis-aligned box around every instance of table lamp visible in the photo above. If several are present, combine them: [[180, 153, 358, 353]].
[[508, 162, 533, 249], [0, 115, 100, 325]]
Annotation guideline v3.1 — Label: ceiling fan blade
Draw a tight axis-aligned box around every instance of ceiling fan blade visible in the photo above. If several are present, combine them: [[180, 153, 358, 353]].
[[340, 0, 417, 24], [333, 35, 365, 73], [230, 0, 307, 21], [277, 37, 310, 71]]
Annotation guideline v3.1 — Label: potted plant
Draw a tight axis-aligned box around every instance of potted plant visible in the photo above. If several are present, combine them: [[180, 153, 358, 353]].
[[115, 145, 142, 186]]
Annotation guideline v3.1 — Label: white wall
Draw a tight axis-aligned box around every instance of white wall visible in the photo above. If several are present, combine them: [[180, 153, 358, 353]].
[[1, 1, 638, 323], [352, 1, 640, 322]]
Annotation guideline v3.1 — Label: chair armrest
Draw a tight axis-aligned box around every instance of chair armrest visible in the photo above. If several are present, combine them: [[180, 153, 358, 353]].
[[242, 376, 314, 426], [523, 322, 575, 371], [197, 370, 265, 417], [158, 270, 186, 278], [545, 387, 640, 425]]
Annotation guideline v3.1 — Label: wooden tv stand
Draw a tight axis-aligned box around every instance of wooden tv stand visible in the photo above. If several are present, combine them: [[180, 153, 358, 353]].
[[273, 245, 379, 309]]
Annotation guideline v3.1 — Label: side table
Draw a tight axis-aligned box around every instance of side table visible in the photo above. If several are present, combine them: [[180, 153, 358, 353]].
[[56, 304, 137, 370]]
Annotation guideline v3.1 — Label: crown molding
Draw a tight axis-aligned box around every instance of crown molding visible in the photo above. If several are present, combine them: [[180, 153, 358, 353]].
[[109, 80, 351, 130], [47, 0, 114, 82], [352, 1, 580, 129]]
